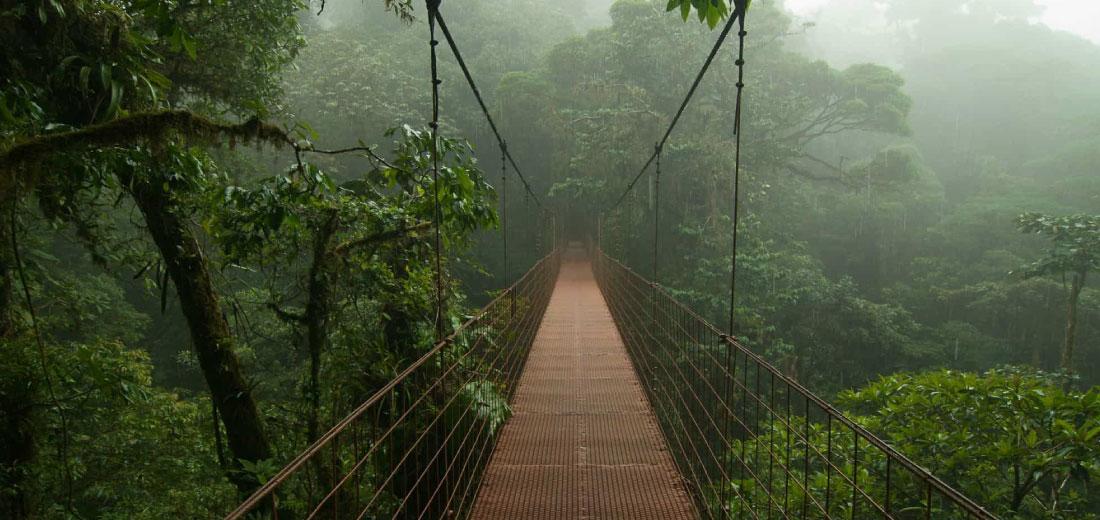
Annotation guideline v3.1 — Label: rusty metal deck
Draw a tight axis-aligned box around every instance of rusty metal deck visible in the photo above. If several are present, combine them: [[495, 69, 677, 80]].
[[470, 256, 695, 519]]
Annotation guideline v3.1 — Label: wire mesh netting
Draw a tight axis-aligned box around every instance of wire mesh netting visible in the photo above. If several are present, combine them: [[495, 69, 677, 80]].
[[595, 251, 996, 520], [226, 250, 560, 520]]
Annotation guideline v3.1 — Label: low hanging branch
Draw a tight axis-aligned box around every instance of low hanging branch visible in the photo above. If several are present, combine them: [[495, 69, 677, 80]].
[[265, 220, 432, 324], [332, 221, 432, 257], [0, 110, 293, 189], [0, 109, 410, 193]]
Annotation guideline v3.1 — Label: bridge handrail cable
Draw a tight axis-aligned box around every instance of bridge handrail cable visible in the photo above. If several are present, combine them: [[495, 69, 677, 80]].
[[226, 250, 561, 519], [595, 250, 997, 519]]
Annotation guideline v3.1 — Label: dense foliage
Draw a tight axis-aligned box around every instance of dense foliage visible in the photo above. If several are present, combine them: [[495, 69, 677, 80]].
[[0, 0, 1097, 517], [0, 0, 501, 516], [734, 369, 1100, 517]]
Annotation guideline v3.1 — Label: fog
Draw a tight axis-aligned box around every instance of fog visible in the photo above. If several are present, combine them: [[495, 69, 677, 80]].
[[3, 1, 1098, 517]]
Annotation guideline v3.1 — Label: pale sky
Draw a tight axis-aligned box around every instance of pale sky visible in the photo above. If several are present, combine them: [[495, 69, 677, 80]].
[[784, 0, 1100, 44]]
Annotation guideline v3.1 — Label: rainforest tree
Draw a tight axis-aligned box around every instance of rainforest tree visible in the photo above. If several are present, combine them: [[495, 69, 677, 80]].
[[2, 0, 1099, 517], [1017, 213, 1100, 378]]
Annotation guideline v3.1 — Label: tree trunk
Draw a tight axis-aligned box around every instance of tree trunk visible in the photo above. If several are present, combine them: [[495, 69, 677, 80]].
[[1011, 465, 1026, 512], [0, 208, 13, 338], [303, 213, 336, 512], [382, 257, 416, 361], [380, 248, 420, 502], [303, 212, 341, 515], [124, 173, 271, 494], [0, 204, 34, 520], [1061, 270, 1087, 377], [305, 212, 338, 446]]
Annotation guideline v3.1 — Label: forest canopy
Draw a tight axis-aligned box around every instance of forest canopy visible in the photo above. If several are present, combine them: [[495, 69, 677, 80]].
[[1, 0, 1098, 518]]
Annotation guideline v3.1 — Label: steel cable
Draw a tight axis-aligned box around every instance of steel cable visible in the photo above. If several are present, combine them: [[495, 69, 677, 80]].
[[434, 12, 544, 209], [608, 5, 747, 212]]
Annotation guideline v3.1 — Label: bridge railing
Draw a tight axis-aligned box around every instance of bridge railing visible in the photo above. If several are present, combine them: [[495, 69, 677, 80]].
[[594, 250, 996, 520], [227, 250, 560, 519]]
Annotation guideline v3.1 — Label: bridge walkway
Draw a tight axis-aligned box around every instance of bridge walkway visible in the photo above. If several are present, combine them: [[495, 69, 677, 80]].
[[470, 255, 695, 519]]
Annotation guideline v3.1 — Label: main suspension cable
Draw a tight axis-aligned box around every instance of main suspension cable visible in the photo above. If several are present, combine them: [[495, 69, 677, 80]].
[[652, 142, 662, 286], [434, 12, 543, 209], [608, 6, 746, 212], [727, 3, 748, 335], [427, 0, 445, 341], [723, 1, 750, 516], [501, 141, 508, 286], [501, 140, 516, 315], [426, 1, 453, 509]]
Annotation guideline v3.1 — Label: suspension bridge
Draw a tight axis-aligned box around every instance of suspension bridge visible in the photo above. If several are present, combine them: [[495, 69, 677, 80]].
[[225, 1, 997, 518]]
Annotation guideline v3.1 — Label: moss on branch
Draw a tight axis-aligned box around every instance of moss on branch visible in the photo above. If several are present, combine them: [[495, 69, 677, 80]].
[[0, 110, 292, 191]]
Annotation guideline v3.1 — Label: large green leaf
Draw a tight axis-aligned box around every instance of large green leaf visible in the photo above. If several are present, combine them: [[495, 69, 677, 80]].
[[665, 0, 741, 26]]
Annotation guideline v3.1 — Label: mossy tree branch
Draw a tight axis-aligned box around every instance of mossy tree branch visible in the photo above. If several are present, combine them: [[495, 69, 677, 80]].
[[0, 110, 293, 190]]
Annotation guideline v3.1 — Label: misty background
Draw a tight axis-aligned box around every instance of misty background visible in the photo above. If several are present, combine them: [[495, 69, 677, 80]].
[[3, 0, 1099, 517]]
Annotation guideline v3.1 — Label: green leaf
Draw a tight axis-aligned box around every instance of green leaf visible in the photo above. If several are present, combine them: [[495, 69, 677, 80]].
[[79, 65, 92, 91], [143, 68, 172, 89], [0, 98, 15, 125], [706, 4, 722, 28], [140, 75, 159, 104], [99, 62, 112, 90], [295, 120, 319, 140], [181, 32, 197, 60], [58, 55, 80, 72], [104, 80, 123, 120], [169, 26, 198, 60]]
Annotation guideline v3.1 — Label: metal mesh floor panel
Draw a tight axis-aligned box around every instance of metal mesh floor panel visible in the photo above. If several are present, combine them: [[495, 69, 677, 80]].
[[470, 259, 695, 519]]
